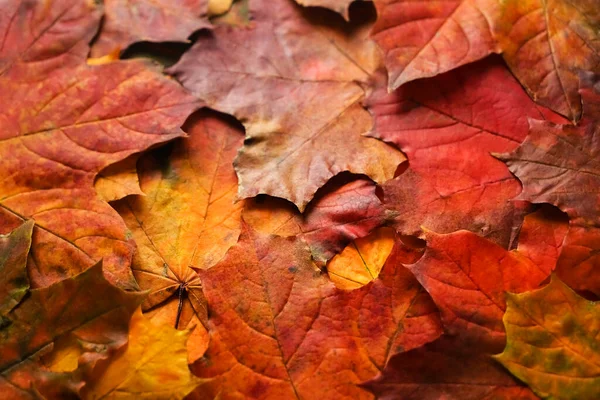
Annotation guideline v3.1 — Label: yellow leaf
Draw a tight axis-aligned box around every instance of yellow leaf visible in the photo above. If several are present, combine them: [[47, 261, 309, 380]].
[[85, 308, 203, 400], [495, 275, 600, 400], [327, 227, 395, 290]]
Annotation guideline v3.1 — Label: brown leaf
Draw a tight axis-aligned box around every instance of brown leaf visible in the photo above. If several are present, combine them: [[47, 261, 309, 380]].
[[190, 224, 442, 399], [169, 0, 404, 211]]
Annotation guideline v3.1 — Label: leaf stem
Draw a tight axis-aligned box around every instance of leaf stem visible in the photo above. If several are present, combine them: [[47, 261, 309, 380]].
[[175, 284, 185, 329]]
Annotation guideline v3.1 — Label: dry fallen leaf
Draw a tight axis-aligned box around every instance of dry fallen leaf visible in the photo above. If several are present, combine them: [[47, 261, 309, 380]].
[[495, 275, 600, 400], [364, 336, 538, 400], [0, 220, 33, 316], [170, 0, 404, 211], [368, 57, 565, 247], [406, 207, 568, 352], [0, 0, 199, 289], [499, 72, 600, 295], [113, 110, 244, 362], [496, 0, 600, 122], [0, 263, 143, 398], [371, 0, 500, 90], [190, 223, 442, 399], [84, 308, 203, 400], [95, 155, 144, 202], [371, 0, 600, 121]]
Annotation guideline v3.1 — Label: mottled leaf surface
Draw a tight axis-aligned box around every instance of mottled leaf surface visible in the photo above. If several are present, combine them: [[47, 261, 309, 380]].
[[496, 276, 600, 400], [85, 308, 202, 400], [191, 225, 442, 399], [0, 0, 199, 289], [170, 0, 404, 211]]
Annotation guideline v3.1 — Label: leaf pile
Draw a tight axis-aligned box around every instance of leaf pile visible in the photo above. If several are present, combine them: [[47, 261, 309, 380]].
[[1, 0, 600, 399]]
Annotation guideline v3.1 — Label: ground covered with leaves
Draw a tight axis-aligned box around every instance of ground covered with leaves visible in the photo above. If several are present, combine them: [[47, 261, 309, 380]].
[[0, 0, 599, 398]]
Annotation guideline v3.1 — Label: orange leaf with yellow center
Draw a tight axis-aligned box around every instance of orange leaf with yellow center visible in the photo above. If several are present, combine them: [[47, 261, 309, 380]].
[[95, 155, 144, 202], [113, 110, 244, 362], [84, 308, 203, 400]]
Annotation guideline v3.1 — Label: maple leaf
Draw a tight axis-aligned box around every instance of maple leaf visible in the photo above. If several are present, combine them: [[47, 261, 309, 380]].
[[498, 72, 600, 295], [190, 224, 442, 399], [405, 206, 568, 353], [84, 308, 203, 400], [0, 220, 33, 316], [368, 57, 565, 247], [363, 336, 538, 400], [495, 0, 600, 122], [371, 0, 600, 121], [495, 275, 600, 400], [113, 110, 244, 362], [326, 227, 396, 290], [169, 0, 404, 211], [243, 177, 389, 266], [0, 0, 199, 289], [90, 0, 211, 57], [0, 263, 143, 399], [370, 0, 501, 91]]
